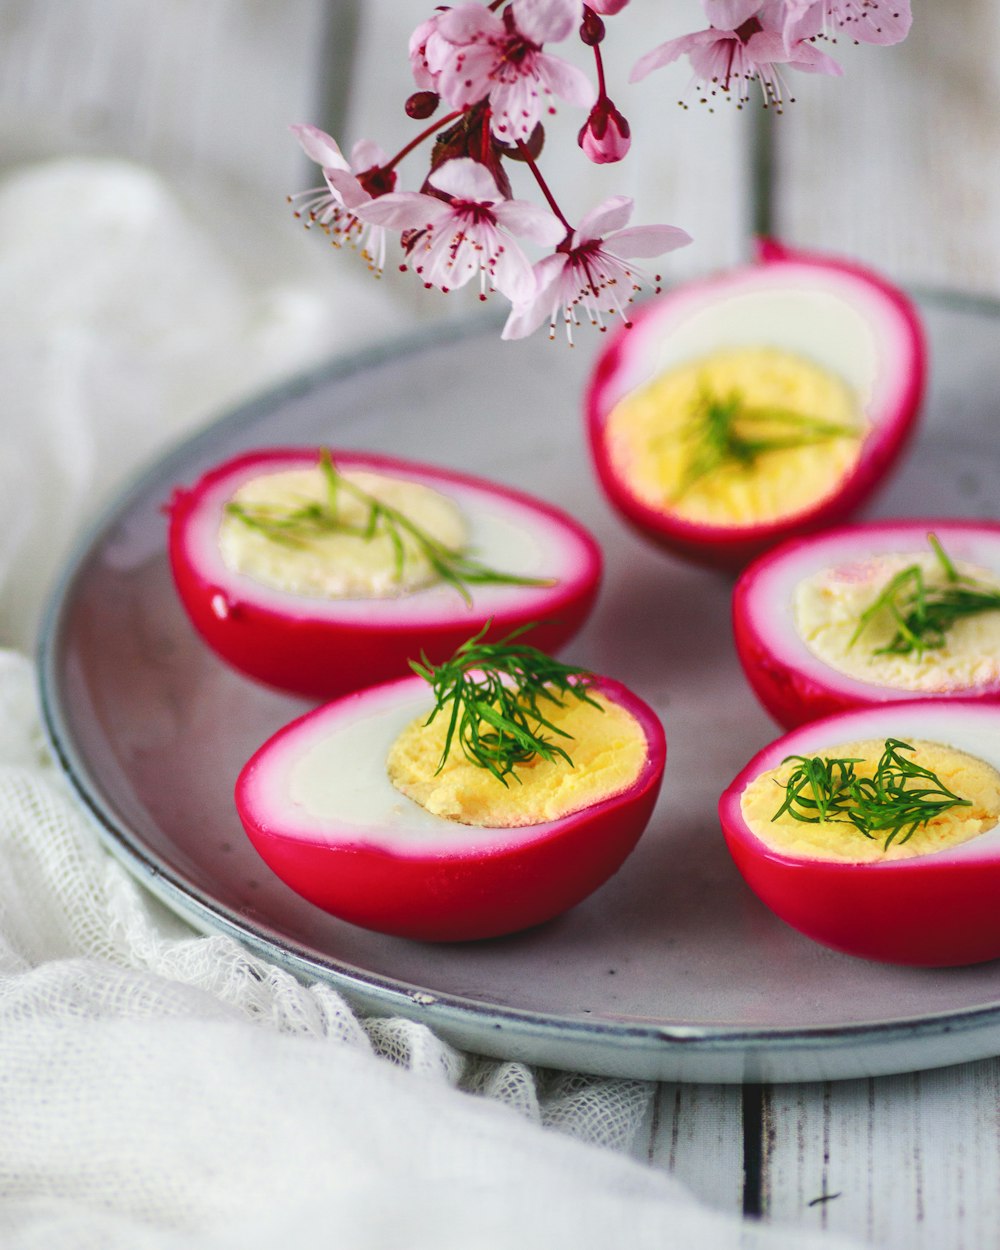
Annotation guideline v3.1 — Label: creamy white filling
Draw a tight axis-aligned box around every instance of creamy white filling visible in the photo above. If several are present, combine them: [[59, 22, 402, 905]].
[[794, 552, 1000, 692], [219, 467, 467, 598]]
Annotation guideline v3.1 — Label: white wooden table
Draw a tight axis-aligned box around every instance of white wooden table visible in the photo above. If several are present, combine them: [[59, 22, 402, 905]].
[[625, 1062, 1000, 1247], [2, 3, 998, 1246]]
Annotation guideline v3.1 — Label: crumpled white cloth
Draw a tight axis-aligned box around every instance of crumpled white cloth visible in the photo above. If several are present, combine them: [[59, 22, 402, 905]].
[[0, 158, 864, 1248]]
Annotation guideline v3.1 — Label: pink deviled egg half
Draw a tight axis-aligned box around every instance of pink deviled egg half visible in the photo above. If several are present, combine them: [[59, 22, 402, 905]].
[[235, 673, 666, 941], [168, 448, 602, 700], [586, 240, 926, 569], [719, 700, 1000, 966], [734, 520, 1000, 730]]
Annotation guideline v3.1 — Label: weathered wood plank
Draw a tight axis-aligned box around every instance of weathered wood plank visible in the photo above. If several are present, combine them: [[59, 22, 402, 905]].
[[774, 5, 1000, 297], [0, 0, 331, 194], [761, 1060, 1000, 1248], [632, 1082, 746, 1214]]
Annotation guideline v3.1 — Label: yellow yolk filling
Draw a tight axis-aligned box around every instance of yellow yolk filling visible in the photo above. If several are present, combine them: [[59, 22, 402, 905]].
[[386, 692, 647, 828], [794, 553, 1000, 692], [740, 738, 1000, 863], [219, 467, 467, 598], [604, 346, 865, 527]]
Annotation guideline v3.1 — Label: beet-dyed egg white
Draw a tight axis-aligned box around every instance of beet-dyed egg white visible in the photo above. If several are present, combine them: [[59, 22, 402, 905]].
[[719, 701, 1000, 966], [235, 675, 666, 941], [734, 520, 1000, 730], [168, 448, 601, 699], [585, 239, 925, 569]]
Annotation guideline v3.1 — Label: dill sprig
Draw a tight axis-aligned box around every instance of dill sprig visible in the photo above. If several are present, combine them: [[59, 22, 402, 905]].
[[409, 623, 602, 785], [225, 449, 555, 605], [673, 390, 858, 500], [772, 737, 972, 850], [849, 533, 1000, 660]]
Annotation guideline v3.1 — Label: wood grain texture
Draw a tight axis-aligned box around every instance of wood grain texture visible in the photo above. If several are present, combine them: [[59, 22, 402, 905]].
[[773, 1, 1000, 297], [631, 1082, 746, 1214], [0, 0, 330, 194], [760, 1060, 1000, 1247]]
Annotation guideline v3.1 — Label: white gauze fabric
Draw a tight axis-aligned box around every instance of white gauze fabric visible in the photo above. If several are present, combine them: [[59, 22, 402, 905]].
[[0, 158, 868, 1249]]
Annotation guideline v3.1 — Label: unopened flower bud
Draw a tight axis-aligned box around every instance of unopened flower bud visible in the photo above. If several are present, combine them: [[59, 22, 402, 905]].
[[578, 98, 631, 164], [405, 91, 440, 120], [580, 8, 606, 44]]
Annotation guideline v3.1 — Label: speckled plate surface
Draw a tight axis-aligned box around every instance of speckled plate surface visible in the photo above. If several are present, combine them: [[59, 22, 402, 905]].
[[38, 293, 1000, 1083]]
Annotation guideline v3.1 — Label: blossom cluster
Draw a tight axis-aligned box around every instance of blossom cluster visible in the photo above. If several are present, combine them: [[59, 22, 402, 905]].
[[293, 0, 911, 342]]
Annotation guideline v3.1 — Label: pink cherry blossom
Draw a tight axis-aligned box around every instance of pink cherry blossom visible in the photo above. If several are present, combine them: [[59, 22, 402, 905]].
[[427, 1, 596, 143], [588, 0, 631, 13], [409, 15, 448, 92], [702, 0, 765, 27], [502, 196, 691, 342], [290, 124, 396, 273], [357, 157, 564, 303], [630, 3, 841, 105], [782, 0, 911, 46]]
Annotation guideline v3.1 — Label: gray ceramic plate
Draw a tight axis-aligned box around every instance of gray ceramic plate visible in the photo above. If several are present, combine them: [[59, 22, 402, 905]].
[[38, 294, 1000, 1084]]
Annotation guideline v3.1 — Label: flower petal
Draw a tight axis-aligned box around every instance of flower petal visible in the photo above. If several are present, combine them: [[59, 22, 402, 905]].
[[409, 17, 451, 89], [493, 200, 567, 247], [349, 139, 387, 172], [436, 4, 502, 43], [534, 52, 598, 109], [786, 39, 843, 75], [355, 192, 452, 232], [629, 31, 704, 83], [576, 195, 634, 242], [502, 255, 568, 340], [702, 0, 763, 28], [512, 0, 581, 45], [604, 224, 693, 258], [491, 238, 537, 304], [743, 29, 795, 65], [325, 168, 370, 211], [830, 0, 911, 45], [436, 42, 503, 110], [429, 157, 501, 203], [291, 124, 348, 171]]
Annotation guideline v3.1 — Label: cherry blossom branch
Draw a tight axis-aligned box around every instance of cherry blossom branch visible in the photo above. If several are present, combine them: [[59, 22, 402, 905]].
[[291, 0, 913, 341], [515, 141, 572, 236], [384, 110, 464, 173]]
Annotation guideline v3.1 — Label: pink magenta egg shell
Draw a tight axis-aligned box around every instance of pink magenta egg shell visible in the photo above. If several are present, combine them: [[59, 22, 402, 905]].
[[733, 519, 1000, 730], [235, 674, 666, 942], [719, 701, 1000, 966], [585, 239, 927, 570], [168, 448, 602, 700]]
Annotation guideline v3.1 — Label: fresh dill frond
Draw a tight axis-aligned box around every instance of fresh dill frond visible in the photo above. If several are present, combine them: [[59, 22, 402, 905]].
[[849, 532, 1000, 660], [673, 389, 859, 500], [225, 449, 555, 604], [772, 738, 972, 849], [409, 622, 601, 785]]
